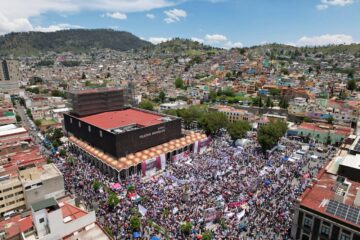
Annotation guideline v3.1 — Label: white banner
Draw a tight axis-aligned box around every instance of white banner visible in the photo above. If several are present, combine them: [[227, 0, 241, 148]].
[[160, 154, 166, 170], [194, 141, 199, 154], [138, 204, 147, 217]]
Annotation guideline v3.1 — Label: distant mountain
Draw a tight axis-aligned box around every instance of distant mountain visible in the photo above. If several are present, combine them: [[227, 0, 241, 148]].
[[0, 29, 152, 56]]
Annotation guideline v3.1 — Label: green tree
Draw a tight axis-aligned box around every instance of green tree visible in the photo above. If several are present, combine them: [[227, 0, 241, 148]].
[[208, 90, 217, 102], [199, 111, 228, 135], [175, 77, 184, 89], [178, 105, 206, 129], [81, 72, 86, 79], [280, 68, 289, 75], [227, 120, 251, 140], [265, 97, 272, 108], [180, 222, 193, 236], [15, 114, 21, 122], [130, 215, 141, 231], [258, 120, 288, 152], [107, 191, 120, 208], [327, 116, 334, 125], [34, 119, 42, 127], [338, 89, 347, 100], [303, 116, 312, 123], [202, 232, 213, 240], [347, 79, 357, 92], [93, 179, 101, 191], [59, 149, 67, 157], [138, 100, 154, 111], [279, 97, 289, 109], [158, 91, 166, 103]]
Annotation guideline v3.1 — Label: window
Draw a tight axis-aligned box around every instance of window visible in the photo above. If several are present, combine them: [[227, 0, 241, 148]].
[[339, 234, 350, 240], [88, 125, 91, 132], [70, 118, 73, 124], [78, 121, 81, 128], [320, 224, 330, 237], [39, 218, 45, 223], [2, 188, 11, 193], [303, 216, 312, 229], [99, 130, 103, 138]]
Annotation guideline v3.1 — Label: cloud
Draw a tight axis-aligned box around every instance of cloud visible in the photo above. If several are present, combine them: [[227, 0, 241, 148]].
[[164, 8, 187, 23], [0, 0, 175, 34], [224, 41, 243, 49], [316, 0, 353, 10], [33, 23, 82, 32], [191, 37, 204, 43], [105, 12, 127, 20], [148, 37, 170, 44], [316, 4, 329, 10], [296, 34, 355, 46], [205, 34, 227, 43], [146, 13, 156, 19]]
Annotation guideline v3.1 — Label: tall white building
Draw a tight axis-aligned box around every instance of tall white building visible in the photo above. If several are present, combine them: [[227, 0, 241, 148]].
[[0, 60, 21, 94]]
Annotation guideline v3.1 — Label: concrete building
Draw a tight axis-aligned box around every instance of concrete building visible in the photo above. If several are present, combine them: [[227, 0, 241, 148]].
[[0, 197, 111, 240], [0, 60, 20, 94], [211, 105, 255, 123], [159, 100, 188, 111], [0, 164, 64, 218], [291, 150, 360, 240], [19, 164, 65, 208]]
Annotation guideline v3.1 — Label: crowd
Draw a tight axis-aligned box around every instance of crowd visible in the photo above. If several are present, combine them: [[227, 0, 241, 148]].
[[55, 133, 333, 240]]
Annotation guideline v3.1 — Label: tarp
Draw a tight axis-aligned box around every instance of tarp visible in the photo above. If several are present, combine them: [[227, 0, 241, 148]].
[[150, 236, 160, 240], [138, 204, 147, 217], [133, 232, 140, 238], [110, 183, 121, 190]]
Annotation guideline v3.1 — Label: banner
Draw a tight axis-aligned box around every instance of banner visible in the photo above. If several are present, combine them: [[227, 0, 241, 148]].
[[171, 151, 189, 162], [138, 204, 147, 217], [160, 154, 166, 170], [204, 207, 222, 222], [194, 141, 199, 154]]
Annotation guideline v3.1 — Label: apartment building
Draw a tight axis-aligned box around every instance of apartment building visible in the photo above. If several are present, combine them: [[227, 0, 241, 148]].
[[0, 60, 21, 94], [211, 105, 255, 123], [0, 164, 64, 218], [291, 146, 360, 240]]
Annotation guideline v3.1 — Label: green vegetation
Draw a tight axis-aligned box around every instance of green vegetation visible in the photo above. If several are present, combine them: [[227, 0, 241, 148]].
[[202, 232, 213, 240], [227, 120, 251, 140], [25, 87, 40, 94], [130, 215, 141, 231], [0, 29, 151, 56], [138, 100, 155, 111], [34, 119, 42, 127], [15, 114, 21, 122], [180, 222, 193, 236], [175, 77, 185, 89], [258, 120, 288, 152], [107, 191, 120, 208], [51, 90, 67, 98], [93, 179, 102, 191], [278, 97, 289, 109], [347, 79, 357, 91], [36, 59, 54, 67], [199, 111, 228, 135]]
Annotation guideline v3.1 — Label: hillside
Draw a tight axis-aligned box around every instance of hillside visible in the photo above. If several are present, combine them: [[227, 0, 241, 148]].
[[0, 29, 151, 56], [143, 38, 223, 57]]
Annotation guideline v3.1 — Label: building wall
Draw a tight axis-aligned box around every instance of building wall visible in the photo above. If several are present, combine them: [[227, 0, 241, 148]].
[[291, 207, 360, 240], [69, 89, 126, 117], [64, 113, 182, 157], [23, 175, 65, 208], [0, 178, 25, 217], [297, 128, 345, 144]]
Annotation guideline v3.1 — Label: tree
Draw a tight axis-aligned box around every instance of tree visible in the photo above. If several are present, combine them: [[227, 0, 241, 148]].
[[81, 72, 86, 79], [258, 120, 288, 153], [199, 111, 228, 135], [338, 89, 347, 100], [180, 222, 193, 236], [175, 77, 184, 89], [130, 215, 141, 231], [208, 90, 217, 102], [265, 97, 272, 108], [15, 115, 21, 122], [93, 179, 101, 191], [158, 91, 166, 103], [227, 120, 251, 140], [178, 105, 206, 129], [279, 97, 289, 109], [107, 191, 120, 208], [59, 149, 66, 157], [202, 231, 213, 240], [34, 119, 42, 127], [347, 79, 357, 92], [327, 116, 334, 125], [280, 68, 289, 75], [138, 100, 154, 111]]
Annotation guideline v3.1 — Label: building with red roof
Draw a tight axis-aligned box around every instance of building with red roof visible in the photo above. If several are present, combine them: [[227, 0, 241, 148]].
[[291, 149, 360, 240]]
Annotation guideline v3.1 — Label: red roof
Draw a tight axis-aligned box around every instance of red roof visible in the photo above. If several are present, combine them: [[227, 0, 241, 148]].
[[61, 202, 87, 221], [0, 214, 33, 239], [298, 163, 360, 228], [78, 109, 163, 130]]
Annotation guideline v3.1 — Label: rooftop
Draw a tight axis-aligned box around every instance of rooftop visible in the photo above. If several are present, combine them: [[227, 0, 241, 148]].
[[77, 108, 165, 130], [298, 159, 360, 229], [31, 197, 59, 212], [19, 163, 62, 183]]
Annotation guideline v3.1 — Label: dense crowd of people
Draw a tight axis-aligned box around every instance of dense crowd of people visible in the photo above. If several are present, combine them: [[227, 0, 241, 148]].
[[54, 133, 333, 240]]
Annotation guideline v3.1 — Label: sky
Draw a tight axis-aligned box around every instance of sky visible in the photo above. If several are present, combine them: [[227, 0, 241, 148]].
[[0, 0, 359, 48]]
